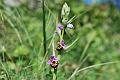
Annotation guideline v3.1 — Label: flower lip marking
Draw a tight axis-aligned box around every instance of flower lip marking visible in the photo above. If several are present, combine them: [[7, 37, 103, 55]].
[[56, 40, 66, 51]]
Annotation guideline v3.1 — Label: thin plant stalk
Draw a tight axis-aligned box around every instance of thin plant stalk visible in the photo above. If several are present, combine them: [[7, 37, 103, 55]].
[[52, 36, 57, 80], [52, 40, 55, 56], [52, 69, 57, 80], [42, 0, 46, 55], [67, 61, 119, 80]]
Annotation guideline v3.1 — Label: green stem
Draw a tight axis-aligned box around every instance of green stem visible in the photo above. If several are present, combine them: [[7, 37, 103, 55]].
[[59, 28, 65, 41], [52, 68, 57, 80], [61, 29, 65, 39], [52, 38, 55, 56], [42, 0, 46, 55]]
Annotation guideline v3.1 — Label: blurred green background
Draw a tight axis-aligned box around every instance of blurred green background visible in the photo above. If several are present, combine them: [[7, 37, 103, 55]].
[[0, 0, 120, 80]]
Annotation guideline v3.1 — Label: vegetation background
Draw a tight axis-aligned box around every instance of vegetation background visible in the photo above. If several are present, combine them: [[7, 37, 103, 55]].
[[0, 0, 120, 80]]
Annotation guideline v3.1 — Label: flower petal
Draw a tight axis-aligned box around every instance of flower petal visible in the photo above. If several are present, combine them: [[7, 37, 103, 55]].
[[57, 23, 64, 30], [67, 23, 74, 29], [48, 60, 52, 64]]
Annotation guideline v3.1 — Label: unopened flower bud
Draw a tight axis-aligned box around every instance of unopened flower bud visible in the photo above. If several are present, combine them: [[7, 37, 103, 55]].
[[67, 23, 74, 29]]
